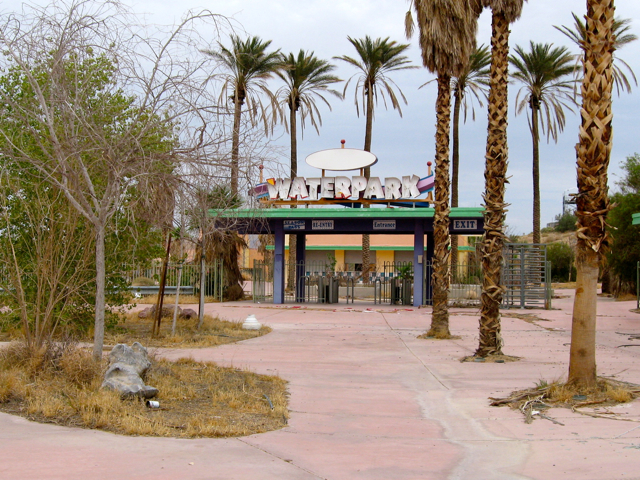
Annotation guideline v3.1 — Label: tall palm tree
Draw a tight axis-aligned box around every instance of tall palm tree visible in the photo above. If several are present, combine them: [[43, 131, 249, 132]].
[[476, 0, 527, 358], [277, 50, 342, 180], [568, 0, 616, 389], [451, 45, 491, 277], [509, 42, 577, 245], [555, 13, 637, 96], [276, 50, 342, 289], [203, 36, 282, 196], [334, 36, 416, 280], [408, 0, 481, 338]]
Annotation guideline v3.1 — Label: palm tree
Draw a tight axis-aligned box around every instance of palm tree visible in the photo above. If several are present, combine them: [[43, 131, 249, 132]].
[[451, 45, 491, 277], [408, 0, 481, 338], [568, 0, 616, 389], [203, 36, 283, 196], [509, 42, 577, 245], [276, 50, 342, 289], [555, 13, 637, 96], [334, 36, 416, 280], [475, 0, 527, 358]]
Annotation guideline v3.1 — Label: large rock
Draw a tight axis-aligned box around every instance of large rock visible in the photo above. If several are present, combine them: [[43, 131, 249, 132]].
[[137, 304, 182, 319], [101, 342, 158, 399], [180, 308, 197, 320]]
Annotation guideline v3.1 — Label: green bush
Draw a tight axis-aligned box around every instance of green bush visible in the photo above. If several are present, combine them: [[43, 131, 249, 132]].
[[555, 213, 578, 232], [547, 243, 576, 282]]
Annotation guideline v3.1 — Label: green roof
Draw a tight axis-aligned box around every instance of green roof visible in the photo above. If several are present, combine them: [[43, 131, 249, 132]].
[[211, 206, 483, 219]]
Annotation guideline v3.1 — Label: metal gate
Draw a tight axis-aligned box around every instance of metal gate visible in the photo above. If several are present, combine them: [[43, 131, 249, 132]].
[[126, 260, 226, 302], [420, 245, 550, 309], [372, 261, 414, 305], [251, 260, 356, 304], [502, 243, 551, 309]]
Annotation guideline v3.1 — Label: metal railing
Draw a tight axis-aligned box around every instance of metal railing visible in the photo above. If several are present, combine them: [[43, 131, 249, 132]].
[[123, 261, 225, 302], [251, 247, 552, 309]]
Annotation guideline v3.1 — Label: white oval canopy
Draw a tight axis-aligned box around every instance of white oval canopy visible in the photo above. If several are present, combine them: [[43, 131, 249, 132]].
[[305, 148, 377, 171]]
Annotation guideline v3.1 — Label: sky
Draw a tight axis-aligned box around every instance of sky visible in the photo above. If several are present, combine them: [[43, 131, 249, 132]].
[[5, 0, 640, 235]]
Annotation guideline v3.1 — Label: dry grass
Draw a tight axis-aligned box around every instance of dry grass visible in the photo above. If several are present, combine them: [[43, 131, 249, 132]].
[[0, 341, 288, 438], [105, 313, 271, 349], [490, 378, 640, 424], [134, 295, 217, 305], [460, 354, 520, 363], [418, 332, 461, 340], [616, 293, 637, 302]]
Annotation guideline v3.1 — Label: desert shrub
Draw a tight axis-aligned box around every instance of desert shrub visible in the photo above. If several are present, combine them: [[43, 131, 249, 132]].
[[547, 243, 576, 282], [555, 213, 578, 232], [132, 276, 156, 286], [606, 192, 640, 296]]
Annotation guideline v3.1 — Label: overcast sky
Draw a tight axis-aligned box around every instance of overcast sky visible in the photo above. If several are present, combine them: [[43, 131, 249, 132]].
[[6, 0, 640, 235]]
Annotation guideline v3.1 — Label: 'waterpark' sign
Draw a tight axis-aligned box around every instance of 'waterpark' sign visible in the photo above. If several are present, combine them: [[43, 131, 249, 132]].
[[253, 174, 435, 202]]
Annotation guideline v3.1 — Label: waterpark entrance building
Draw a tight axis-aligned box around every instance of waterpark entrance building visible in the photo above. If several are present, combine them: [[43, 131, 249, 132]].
[[213, 145, 485, 307], [230, 206, 484, 306]]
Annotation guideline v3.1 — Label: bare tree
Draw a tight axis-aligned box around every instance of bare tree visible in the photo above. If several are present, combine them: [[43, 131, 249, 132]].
[[0, 1, 228, 359]]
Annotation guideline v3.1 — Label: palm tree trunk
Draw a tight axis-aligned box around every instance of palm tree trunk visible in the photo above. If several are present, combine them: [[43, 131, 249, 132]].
[[231, 96, 242, 197], [362, 83, 374, 281], [531, 103, 541, 244], [477, 11, 510, 357], [451, 87, 462, 281], [364, 84, 373, 153], [568, 0, 615, 389], [287, 106, 298, 290], [427, 73, 452, 338], [568, 248, 599, 386]]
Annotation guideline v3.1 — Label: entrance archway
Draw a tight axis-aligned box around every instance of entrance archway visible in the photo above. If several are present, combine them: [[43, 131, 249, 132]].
[[224, 207, 484, 306]]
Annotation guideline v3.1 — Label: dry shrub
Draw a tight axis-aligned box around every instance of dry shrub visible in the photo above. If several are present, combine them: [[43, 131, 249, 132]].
[[0, 339, 101, 384], [0, 369, 21, 402], [58, 348, 103, 386]]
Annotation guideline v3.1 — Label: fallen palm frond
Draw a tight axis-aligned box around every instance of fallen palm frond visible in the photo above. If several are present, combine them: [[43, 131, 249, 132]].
[[490, 377, 640, 424]]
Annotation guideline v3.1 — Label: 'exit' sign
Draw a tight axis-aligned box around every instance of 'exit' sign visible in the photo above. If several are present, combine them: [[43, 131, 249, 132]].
[[453, 220, 477, 230]]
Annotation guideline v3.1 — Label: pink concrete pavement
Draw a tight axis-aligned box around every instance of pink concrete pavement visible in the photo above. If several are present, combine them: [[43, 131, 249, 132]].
[[2, 290, 640, 479]]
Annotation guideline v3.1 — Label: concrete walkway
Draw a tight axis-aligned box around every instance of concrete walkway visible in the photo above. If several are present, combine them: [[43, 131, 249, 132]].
[[2, 290, 640, 479]]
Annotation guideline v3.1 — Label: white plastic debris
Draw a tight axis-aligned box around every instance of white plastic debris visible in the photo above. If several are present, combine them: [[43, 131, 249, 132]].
[[242, 314, 262, 330]]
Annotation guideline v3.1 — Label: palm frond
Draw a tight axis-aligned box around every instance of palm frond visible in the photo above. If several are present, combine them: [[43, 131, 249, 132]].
[[554, 13, 638, 95], [509, 41, 578, 142], [334, 36, 417, 118]]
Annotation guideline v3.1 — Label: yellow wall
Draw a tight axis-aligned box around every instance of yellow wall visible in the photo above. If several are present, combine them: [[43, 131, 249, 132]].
[[376, 250, 394, 272]]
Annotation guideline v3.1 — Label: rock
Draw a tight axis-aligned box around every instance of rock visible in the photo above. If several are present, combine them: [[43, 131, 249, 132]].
[[180, 308, 198, 320], [101, 342, 158, 399], [138, 304, 181, 319]]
